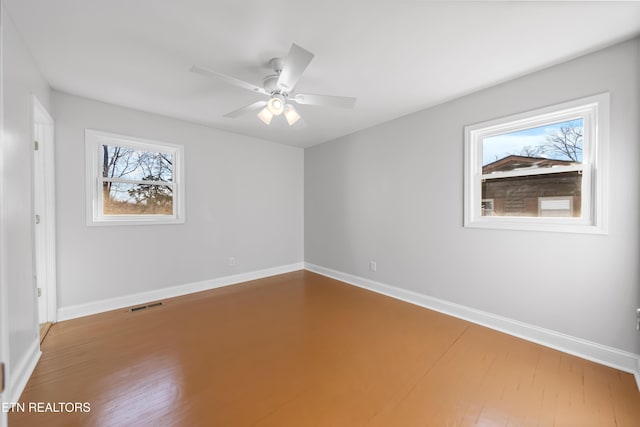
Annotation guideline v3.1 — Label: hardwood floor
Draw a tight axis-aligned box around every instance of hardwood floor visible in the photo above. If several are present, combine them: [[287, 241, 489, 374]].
[[39, 322, 52, 344], [10, 270, 640, 426]]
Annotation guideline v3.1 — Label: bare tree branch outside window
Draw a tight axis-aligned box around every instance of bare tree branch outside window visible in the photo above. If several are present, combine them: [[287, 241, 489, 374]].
[[543, 125, 583, 162], [518, 123, 583, 163]]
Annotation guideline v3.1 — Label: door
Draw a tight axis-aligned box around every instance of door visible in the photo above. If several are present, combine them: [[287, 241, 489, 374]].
[[32, 96, 56, 324]]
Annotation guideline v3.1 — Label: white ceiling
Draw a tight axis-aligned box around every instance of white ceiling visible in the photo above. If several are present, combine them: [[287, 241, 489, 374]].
[[6, 1, 640, 148]]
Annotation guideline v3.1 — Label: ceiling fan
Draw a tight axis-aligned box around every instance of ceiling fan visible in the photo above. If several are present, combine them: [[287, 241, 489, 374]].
[[191, 43, 356, 126]]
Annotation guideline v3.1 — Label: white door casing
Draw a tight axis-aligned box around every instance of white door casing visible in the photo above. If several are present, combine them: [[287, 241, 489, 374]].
[[1, 1, 8, 425]]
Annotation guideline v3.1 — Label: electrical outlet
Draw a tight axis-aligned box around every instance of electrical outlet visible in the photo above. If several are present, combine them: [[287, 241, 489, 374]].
[[370, 261, 377, 272], [229, 257, 236, 266]]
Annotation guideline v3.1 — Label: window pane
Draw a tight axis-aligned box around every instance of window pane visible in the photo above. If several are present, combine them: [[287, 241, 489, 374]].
[[101, 145, 173, 182], [481, 171, 581, 217], [103, 182, 173, 215], [482, 118, 584, 172]]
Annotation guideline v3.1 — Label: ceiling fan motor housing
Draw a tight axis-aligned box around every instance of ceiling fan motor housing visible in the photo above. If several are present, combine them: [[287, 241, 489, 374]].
[[265, 57, 292, 96], [262, 75, 282, 95]]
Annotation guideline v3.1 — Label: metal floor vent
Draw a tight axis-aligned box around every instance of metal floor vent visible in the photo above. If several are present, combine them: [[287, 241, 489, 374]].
[[129, 302, 163, 312]]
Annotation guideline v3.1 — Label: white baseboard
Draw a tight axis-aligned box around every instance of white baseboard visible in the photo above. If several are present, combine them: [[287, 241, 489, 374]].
[[8, 338, 41, 404], [304, 262, 640, 391], [57, 262, 304, 321]]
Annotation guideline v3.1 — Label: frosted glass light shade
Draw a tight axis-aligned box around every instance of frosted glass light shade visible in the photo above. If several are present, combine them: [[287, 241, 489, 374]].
[[284, 104, 301, 126], [267, 96, 285, 115], [257, 107, 273, 125]]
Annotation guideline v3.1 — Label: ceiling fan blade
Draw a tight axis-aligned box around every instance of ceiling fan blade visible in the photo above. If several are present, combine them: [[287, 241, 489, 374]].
[[223, 101, 268, 118], [292, 93, 356, 109], [276, 44, 314, 93], [191, 65, 268, 96]]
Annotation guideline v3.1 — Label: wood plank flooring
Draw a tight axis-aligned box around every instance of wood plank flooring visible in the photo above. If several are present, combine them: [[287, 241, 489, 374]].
[[39, 322, 52, 344], [10, 270, 640, 426]]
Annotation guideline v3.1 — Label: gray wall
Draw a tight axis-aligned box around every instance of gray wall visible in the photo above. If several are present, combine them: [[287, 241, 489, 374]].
[[305, 38, 640, 354], [53, 91, 303, 309], [1, 3, 50, 389]]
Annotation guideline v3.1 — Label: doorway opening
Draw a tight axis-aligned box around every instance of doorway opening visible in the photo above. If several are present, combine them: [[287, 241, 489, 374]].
[[32, 95, 57, 333]]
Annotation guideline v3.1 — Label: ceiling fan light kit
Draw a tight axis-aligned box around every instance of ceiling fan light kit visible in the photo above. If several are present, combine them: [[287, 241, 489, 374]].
[[284, 104, 301, 126], [192, 43, 356, 127], [257, 107, 274, 125], [267, 94, 285, 116]]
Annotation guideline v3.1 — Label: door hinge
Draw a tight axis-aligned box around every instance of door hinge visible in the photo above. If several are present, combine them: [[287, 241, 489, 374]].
[[0, 362, 4, 393], [35, 214, 41, 224], [34, 140, 39, 151], [38, 287, 42, 298]]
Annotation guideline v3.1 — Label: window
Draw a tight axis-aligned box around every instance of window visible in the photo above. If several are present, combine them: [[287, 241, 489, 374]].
[[85, 130, 185, 225], [464, 94, 608, 233]]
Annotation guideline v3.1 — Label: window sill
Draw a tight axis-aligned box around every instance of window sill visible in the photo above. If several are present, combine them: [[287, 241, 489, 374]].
[[464, 217, 607, 234], [87, 216, 185, 227]]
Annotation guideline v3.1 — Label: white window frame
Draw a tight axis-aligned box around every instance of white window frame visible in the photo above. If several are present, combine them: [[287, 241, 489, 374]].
[[85, 129, 185, 226], [464, 93, 609, 234]]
